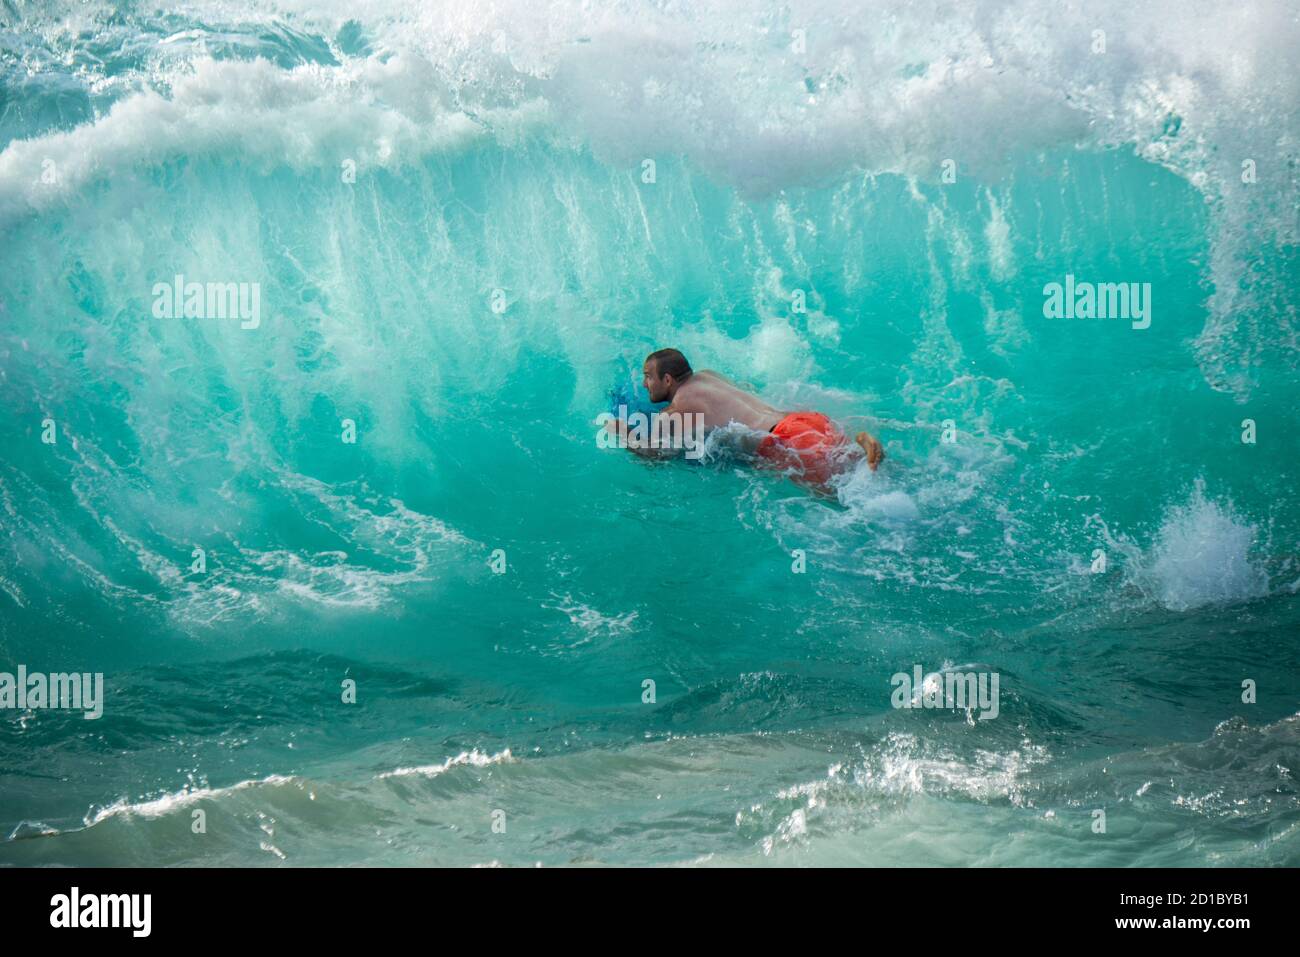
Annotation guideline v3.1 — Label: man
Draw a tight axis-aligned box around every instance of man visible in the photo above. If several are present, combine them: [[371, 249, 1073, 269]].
[[604, 348, 884, 488]]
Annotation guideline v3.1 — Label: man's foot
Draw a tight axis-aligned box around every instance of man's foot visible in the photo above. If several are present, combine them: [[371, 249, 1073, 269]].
[[854, 431, 884, 471]]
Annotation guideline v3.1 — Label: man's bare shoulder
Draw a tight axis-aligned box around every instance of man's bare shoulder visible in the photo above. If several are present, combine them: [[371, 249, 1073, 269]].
[[692, 369, 734, 386], [669, 372, 718, 412], [675, 370, 724, 400]]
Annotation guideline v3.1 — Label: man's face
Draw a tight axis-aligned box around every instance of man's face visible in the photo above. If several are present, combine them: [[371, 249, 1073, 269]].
[[643, 360, 669, 402]]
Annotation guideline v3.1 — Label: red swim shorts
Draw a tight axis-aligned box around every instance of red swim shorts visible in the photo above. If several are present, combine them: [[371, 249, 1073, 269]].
[[757, 411, 845, 486]]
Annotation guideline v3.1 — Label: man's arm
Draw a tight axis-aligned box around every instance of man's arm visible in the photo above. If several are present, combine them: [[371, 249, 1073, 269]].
[[603, 405, 688, 460]]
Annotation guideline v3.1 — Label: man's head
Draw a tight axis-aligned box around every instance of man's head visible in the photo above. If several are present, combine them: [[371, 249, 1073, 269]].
[[643, 348, 692, 402]]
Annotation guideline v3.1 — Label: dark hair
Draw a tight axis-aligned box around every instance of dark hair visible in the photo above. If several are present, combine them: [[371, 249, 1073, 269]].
[[646, 348, 692, 381]]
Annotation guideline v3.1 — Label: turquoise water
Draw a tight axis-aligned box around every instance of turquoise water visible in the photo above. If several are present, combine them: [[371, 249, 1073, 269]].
[[1, 1, 1298, 866]]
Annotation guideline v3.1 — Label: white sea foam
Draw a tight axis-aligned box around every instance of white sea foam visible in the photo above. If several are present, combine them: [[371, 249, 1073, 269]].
[[746, 730, 1050, 855], [378, 747, 515, 780], [6, 1, 1295, 206], [1095, 480, 1270, 612], [544, 595, 640, 643], [1138, 483, 1270, 612], [85, 773, 302, 826]]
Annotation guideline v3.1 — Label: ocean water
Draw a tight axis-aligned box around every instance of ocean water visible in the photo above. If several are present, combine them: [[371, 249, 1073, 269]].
[[1, 0, 1298, 867]]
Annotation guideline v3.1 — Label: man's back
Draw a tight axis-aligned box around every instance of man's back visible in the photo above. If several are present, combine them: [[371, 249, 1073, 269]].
[[671, 370, 783, 432]]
